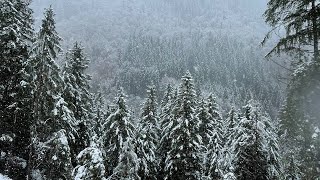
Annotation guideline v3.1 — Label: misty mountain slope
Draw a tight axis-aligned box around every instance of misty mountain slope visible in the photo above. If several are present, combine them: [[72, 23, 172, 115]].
[[31, 0, 269, 50], [30, 0, 284, 117], [113, 33, 283, 116]]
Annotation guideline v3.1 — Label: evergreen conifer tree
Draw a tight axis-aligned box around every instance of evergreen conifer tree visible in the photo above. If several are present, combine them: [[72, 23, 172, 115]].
[[225, 107, 238, 142], [205, 94, 224, 179], [197, 99, 213, 147], [206, 125, 223, 179], [261, 113, 281, 179], [92, 91, 107, 138], [41, 130, 73, 180], [206, 95, 223, 145], [101, 89, 136, 177], [163, 72, 202, 180], [196, 99, 215, 178], [73, 142, 106, 180], [263, 1, 320, 177], [28, 7, 76, 179], [282, 151, 302, 180], [263, 0, 320, 61], [107, 139, 140, 180], [136, 86, 159, 180], [158, 84, 176, 179], [160, 84, 173, 109], [220, 107, 239, 175], [62, 42, 92, 165], [278, 67, 320, 178], [233, 102, 269, 180], [0, 0, 33, 178]]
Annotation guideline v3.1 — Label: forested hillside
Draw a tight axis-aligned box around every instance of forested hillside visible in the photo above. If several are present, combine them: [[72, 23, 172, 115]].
[[0, 0, 319, 180], [30, 0, 285, 116]]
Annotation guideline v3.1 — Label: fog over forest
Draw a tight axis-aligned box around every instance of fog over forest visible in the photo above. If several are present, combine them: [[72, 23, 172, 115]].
[[31, 0, 285, 116], [1, 0, 319, 180]]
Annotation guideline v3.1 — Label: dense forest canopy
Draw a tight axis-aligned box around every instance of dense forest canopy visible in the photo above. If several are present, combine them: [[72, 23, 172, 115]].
[[30, 0, 285, 115], [0, 0, 319, 179]]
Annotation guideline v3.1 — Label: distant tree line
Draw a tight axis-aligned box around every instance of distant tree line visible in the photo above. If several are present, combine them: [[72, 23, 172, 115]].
[[1, 0, 319, 179]]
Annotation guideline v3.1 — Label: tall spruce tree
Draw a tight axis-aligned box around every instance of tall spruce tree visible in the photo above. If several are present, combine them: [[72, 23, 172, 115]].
[[0, 0, 33, 178], [233, 102, 269, 180], [163, 72, 202, 180], [278, 65, 320, 178], [197, 99, 214, 147], [225, 107, 238, 143], [101, 89, 136, 177], [62, 42, 92, 165], [220, 107, 239, 176], [263, 2, 320, 177], [73, 142, 106, 180], [282, 151, 302, 180], [196, 99, 215, 179], [206, 94, 223, 144], [92, 91, 107, 138], [73, 92, 106, 180], [261, 112, 281, 179], [205, 94, 224, 179], [107, 139, 140, 180], [206, 123, 223, 180], [158, 84, 176, 179], [136, 85, 159, 180], [41, 129, 73, 180], [28, 7, 76, 179], [160, 84, 174, 109]]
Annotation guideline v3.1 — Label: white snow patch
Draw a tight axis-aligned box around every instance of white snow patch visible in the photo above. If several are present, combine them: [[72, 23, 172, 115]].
[[315, 127, 320, 133], [0, 134, 13, 142], [0, 174, 12, 180], [31, 170, 44, 180], [20, 80, 28, 87], [312, 127, 319, 139], [59, 133, 69, 146], [1, 151, 6, 158]]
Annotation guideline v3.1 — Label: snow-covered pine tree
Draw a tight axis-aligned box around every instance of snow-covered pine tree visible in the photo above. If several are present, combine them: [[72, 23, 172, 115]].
[[160, 84, 174, 109], [0, 0, 33, 178], [73, 91, 106, 180], [158, 84, 176, 179], [205, 94, 224, 179], [28, 7, 76, 179], [206, 126, 223, 179], [92, 91, 107, 138], [282, 151, 302, 180], [197, 99, 213, 147], [41, 129, 73, 180], [62, 42, 92, 165], [220, 107, 239, 175], [261, 112, 281, 179], [195, 99, 214, 179], [264, 1, 320, 178], [101, 89, 136, 177], [107, 138, 140, 180], [159, 84, 175, 139], [164, 72, 202, 180], [206, 94, 223, 145], [222, 172, 236, 180], [233, 101, 269, 180], [73, 141, 106, 180], [225, 107, 238, 143], [136, 85, 159, 180]]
